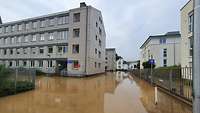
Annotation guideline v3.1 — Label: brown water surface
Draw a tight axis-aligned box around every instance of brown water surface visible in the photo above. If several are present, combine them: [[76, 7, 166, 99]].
[[0, 72, 192, 113]]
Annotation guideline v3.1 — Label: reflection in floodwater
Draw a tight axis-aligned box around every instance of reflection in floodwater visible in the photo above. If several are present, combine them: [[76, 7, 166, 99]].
[[0, 72, 192, 113]]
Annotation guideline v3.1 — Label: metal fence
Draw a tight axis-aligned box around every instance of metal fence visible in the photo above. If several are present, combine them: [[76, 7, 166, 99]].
[[0, 67, 36, 97], [132, 67, 193, 102]]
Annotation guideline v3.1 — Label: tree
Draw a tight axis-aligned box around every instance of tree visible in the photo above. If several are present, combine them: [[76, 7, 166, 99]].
[[142, 61, 156, 69], [116, 54, 122, 61]]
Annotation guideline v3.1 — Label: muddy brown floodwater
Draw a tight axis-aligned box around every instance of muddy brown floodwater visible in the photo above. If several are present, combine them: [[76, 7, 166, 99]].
[[0, 72, 192, 113]]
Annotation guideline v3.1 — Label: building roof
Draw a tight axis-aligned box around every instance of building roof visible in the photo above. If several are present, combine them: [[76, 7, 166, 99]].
[[140, 31, 180, 49], [106, 48, 116, 51], [180, 0, 193, 11]]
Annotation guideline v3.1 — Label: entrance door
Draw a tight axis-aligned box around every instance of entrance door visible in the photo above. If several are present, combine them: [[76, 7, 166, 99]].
[[56, 60, 67, 74]]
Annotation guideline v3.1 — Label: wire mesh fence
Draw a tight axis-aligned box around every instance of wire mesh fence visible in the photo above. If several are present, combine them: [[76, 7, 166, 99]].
[[132, 67, 193, 102], [0, 67, 36, 97]]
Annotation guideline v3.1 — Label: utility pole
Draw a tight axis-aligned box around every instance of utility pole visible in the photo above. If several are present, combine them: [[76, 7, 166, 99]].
[[193, 0, 200, 112]]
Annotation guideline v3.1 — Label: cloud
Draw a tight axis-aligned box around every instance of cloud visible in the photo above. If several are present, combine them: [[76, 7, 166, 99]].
[[0, 0, 189, 61]]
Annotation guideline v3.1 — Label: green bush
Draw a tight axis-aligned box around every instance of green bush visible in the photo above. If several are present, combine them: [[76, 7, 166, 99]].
[[36, 70, 45, 76]]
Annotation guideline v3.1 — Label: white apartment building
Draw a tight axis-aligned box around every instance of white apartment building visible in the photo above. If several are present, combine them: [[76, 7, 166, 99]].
[[180, 0, 193, 67], [127, 60, 139, 70], [116, 58, 128, 71], [0, 3, 106, 76], [140, 31, 181, 69], [105, 48, 116, 71]]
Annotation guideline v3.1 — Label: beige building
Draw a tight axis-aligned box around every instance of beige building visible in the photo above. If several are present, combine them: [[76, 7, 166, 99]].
[[140, 31, 181, 69], [180, 0, 194, 67], [0, 3, 106, 76], [105, 48, 116, 71]]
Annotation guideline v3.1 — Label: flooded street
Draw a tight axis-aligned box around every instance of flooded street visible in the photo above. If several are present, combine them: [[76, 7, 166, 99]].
[[0, 72, 192, 113]]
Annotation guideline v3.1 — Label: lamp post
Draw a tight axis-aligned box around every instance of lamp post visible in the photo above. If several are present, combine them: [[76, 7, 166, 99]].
[[193, 0, 200, 112]]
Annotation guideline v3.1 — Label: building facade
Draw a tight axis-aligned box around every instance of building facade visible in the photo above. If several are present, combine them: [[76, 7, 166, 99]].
[[127, 60, 139, 70], [180, 0, 194, 67], [116, 58, 128, 71], [140, 31, 181, 69], [0, 3, 106, 76], [105, 48, 116, 71]]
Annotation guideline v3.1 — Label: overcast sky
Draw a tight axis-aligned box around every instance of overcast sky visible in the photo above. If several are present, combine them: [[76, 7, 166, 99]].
[[0, 0, 189, 61]]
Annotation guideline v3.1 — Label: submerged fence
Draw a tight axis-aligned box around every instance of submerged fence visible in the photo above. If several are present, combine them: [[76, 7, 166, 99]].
[[132, 67, 193, 102], [0, 67, 36, 97]]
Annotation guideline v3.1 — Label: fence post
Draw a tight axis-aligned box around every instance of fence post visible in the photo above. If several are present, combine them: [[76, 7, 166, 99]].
[[15, 68, 18, 94], [169, 69, 172, 92]]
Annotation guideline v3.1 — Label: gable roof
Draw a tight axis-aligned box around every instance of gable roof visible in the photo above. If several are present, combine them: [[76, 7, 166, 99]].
[[140, 31, 180, 49]]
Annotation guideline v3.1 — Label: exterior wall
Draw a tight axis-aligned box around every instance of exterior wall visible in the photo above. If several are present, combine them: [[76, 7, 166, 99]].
[[105, 49, 116, 71], [116, 59, 123, 70], [180, 0, 193, 67], [140, 35, 181, 69], [0, 4, 106, 76], [128, 61, 139, 70]]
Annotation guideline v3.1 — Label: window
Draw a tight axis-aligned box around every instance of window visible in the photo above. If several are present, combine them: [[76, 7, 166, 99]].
[[96, 22, 98, 27], [188, 13, 194, 33], [16, 36, 21, 43], [73, 13, 80, 22], [31, 61, 35, 67], [95, 48, 97, 54], [163, 59, 167, 67], [24, 35, 29, 42], [48, 46, 53, 53], [16, 61, 19, 67], [58, 46, 68, 53], [40, 34, 45, 41], [32, 34, 37, 41], [96, 35, 98, 40], [73, 60, 79, 69], [72, 44, 79, 54], [40, 20, 45, 28], [31, 47, 36, 54], [99, 27, 102, 35], [189, 37, 193, 56], [5, 38, 9, 44], [39, 60, 43, 67], [58, 31, 68, 40], [4, 49, 7, 55], [163, 48, 167, 57], [39, 47, 44, 54], [95, 62, 97, 68], [99, 40, 102, 47], [98, 51, 101, 58], [73, 28, 80, 37], [49, 32, 54, 40], [99, 17, 102, 24], [58, 16, 69, 25], [33, 21, 37, 29], [98, 63, 101, 68], [160, 38, 166, 44], [9, 61, 12, 67], [25, 23, 29, 30], [16, 49, 20, 54], [5, 26, 9, 33], [23, 48, 27, 54], [10, 49, 13, 55], [49, 18, 54, 26], [23, 61, 27, 67], [48, 60, 53, 67], [11, 37, 15, 44], [11, 25, 15, 32], [0, 27, 2, 33], [18, 24, 22, 31]]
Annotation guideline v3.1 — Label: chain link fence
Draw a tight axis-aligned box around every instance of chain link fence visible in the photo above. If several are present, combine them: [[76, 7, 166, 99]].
[[132, 67, 193, 102], [0, 67, 36, 97]]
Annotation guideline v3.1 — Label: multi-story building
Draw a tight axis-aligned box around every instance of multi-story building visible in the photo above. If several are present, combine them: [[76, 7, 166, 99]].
[[180, 0, 194, 67], [140, 31, 181, 69], [116, 58, 128, 71], [127, 60, 139, 70], [105, 48, 116, 71], [0, 3, 106, 76]]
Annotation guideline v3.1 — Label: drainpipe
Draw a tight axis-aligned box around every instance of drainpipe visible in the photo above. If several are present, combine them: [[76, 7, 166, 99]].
[[85, 5, 88, 75], [193, 0, 200, 113]]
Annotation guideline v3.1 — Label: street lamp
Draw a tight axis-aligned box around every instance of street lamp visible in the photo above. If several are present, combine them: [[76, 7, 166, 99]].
[[193, 0, 200, 113]]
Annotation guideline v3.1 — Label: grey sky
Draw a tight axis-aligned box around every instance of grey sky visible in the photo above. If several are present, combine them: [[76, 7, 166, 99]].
[[0, 0, 189, 61]]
